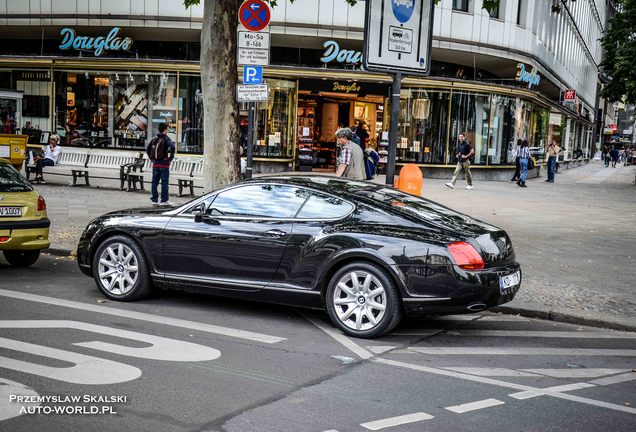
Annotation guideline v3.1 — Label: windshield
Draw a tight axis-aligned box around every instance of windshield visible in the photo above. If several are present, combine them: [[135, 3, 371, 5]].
[[0, 163, 33, 192]]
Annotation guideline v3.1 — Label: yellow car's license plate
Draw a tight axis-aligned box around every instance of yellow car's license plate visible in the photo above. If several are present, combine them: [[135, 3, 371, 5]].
[[0, 206, 22, 217]]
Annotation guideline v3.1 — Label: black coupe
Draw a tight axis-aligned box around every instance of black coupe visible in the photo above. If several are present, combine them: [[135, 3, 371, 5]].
[[77, 176, 521, 338]]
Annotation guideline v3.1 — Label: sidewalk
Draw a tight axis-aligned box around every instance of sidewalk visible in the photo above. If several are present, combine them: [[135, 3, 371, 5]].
[[25, 161, 636, 332]]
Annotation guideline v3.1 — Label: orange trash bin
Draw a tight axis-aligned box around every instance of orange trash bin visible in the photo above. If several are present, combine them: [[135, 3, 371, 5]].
[[396, 164, 423, 195]]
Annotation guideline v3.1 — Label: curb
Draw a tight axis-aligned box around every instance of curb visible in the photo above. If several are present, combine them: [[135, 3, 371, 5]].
[[492, 305, 636, 333], [43, 248, 76, 257]]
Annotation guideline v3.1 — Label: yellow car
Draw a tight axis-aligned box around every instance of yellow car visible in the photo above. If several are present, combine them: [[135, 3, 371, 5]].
[[0, 158, 50, 266]]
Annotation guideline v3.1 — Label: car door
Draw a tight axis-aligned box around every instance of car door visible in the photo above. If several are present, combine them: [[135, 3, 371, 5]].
[[161, 183, 309, 290]]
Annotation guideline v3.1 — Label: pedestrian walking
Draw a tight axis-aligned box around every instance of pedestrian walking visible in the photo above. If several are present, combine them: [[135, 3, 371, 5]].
[[517, 139, 530, 187], [446, 133, 474, 190], [335, 127, 365, 180], [610, 146, 620, 168], [363, 142, 380, 180], [31, 134, 62, 184], [147, 122, 175, 206], [603, 145, 611, 167], [510, 139, 521, 182], [545, 139, 561, 182]]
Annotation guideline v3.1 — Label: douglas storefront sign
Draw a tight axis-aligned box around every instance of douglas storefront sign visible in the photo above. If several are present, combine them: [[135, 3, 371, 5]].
[[299, 78, 387, 96], [320, 40, 363, 65], [59, 27, 133, 57], [515, 63, 541, 88]]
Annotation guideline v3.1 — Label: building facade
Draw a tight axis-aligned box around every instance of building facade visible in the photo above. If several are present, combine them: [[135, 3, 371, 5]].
[[0, 0, 605, 174]]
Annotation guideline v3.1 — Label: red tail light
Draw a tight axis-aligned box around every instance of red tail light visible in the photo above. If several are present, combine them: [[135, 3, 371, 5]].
[[448, 241, 484, 270], [0, 236, 10, 243], [37, 196, 47, 211]]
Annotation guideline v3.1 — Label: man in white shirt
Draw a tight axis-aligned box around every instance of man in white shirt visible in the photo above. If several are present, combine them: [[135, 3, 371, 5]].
[[33, 134, 62, 184]]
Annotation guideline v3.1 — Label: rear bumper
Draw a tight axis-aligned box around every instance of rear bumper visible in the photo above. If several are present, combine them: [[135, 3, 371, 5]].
[[0, 224, 50, 251], [399, 261, 522, 316]]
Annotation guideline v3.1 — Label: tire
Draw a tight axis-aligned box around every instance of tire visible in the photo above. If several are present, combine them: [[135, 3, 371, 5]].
[[326, 262, 403, 338], [92, 235, 152, 301], [3, 250, 40, 267]]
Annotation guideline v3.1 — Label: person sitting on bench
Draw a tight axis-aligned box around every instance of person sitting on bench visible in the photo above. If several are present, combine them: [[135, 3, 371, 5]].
[[31, 134, 62, 184]]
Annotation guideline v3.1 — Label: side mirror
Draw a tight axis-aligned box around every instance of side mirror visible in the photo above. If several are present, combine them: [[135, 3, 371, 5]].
[[192, 203, 206, 223]]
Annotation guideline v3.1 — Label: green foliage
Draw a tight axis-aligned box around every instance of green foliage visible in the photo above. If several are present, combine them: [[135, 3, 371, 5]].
[[601, 0, 636, 103]]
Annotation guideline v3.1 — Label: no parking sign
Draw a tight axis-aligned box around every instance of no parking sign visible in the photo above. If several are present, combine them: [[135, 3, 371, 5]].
[[239, 0, 270, 31]]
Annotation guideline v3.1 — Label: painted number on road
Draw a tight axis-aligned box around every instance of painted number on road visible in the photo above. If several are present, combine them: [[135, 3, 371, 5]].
[[0, 320, 221, 385]]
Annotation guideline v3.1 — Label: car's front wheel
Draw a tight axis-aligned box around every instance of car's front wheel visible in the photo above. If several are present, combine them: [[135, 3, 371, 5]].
[[326, 262, 403, 338], [3, 250, 40, 267], [92, 235, 152, 301]]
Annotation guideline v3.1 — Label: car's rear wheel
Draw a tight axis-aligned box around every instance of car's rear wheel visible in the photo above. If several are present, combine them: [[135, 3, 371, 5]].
[[326, 262, 403, 338], [92, 235, 152, 301], [3, 250, 40, 267]]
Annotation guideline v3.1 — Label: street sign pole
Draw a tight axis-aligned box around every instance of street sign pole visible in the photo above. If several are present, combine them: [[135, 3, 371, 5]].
[[386, 72, 401, 186], [246, 101, 255, 179]]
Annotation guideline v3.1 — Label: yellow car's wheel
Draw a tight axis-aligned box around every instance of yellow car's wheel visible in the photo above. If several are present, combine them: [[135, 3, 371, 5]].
[[3, 250, 41, 267]]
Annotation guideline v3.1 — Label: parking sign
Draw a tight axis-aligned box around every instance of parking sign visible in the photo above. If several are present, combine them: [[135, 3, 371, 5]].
[[243, 66, 263, 84]]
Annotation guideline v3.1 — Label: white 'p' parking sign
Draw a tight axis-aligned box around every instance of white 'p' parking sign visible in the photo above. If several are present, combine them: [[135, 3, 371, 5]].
[[364, 0, 434, 76]]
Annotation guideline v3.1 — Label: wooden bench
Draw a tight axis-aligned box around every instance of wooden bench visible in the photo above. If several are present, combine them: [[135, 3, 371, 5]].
[[171, 158, 203, 196], [25, 148, 146, 188], [25, 149, 91, 185]]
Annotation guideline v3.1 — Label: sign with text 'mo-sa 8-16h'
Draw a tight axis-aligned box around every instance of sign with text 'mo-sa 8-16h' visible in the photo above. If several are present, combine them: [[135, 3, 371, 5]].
[[364, 0, 434, 76]]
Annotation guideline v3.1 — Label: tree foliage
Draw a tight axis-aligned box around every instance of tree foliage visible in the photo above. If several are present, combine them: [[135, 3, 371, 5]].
[[601, 0, 636, 103]]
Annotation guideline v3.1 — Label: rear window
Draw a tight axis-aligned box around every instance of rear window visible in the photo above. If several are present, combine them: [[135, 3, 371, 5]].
[[0, 163, 33, 192]]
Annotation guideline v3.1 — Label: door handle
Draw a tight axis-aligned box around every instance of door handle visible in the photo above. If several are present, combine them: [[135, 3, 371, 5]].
[[265, 229, 288, 237]]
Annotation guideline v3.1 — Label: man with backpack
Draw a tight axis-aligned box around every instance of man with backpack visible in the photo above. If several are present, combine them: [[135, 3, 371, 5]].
[[147, 122, 175, 206]]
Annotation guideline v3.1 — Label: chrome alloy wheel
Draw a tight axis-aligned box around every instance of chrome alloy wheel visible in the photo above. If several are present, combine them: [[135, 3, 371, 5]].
[[97, 243, 139, 295], [332, 271, 387, 331]]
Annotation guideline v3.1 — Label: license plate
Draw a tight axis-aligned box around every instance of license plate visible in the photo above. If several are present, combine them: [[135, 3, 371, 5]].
[[499, 270, 520, 295], [0, 206, 22, 217]]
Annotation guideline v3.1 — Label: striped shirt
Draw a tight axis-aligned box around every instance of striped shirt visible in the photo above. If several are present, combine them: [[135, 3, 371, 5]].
[[519, 147, 530, 158]]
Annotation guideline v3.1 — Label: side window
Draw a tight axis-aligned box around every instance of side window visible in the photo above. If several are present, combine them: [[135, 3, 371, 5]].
[[210, 184, 309, 218], [296, 192, 354, 220]]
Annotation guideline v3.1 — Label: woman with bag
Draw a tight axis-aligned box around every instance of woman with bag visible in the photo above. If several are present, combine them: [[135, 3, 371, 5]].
[[517, 139, 530, 188]]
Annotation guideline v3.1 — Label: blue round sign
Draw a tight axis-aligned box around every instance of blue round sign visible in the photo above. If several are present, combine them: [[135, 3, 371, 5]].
[[391, 0, 415, 24]]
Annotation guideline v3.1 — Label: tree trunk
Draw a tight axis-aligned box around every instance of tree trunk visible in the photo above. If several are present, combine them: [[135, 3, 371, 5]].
[[201, 0, 240, 192]]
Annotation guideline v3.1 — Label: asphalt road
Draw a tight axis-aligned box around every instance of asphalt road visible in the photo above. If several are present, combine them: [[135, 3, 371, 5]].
[[1, 255, 635, 432]]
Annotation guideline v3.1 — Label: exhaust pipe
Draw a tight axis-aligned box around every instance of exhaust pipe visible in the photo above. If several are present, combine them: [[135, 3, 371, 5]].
[[466, 303, 487, 312]]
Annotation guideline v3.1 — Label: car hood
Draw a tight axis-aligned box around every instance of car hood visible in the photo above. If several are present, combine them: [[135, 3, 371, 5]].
[[103, 206, 176, 217]]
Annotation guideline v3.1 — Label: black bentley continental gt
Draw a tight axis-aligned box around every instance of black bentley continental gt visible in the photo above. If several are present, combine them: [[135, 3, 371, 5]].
[[77, 176, 521, 338]]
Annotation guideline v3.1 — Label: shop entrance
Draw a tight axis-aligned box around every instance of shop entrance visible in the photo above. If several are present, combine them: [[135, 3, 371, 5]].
[[296, 79, 388, 172]]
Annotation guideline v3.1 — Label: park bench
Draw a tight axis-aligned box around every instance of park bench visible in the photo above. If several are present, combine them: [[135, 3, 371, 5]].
[[171, 157, 203, 196], [24, 147, 145, 189]]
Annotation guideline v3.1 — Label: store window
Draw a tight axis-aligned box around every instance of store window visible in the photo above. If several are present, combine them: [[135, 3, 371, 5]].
[[250, 79, 297, 158], [54, 71, 177, 151], [398, 89, 450, 164], [530, 104, 548, 162], [178, 75, 204, 154], [453, 0, 470, 12], [490, 95, 516, 164], [450, 91, 491, 165]]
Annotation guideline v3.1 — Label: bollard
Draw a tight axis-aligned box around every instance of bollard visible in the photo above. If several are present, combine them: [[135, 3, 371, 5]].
[[396, 164, 423, 195]]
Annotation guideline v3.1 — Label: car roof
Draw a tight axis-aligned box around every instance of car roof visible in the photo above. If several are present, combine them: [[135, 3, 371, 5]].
[[242, 175, 381, 199]]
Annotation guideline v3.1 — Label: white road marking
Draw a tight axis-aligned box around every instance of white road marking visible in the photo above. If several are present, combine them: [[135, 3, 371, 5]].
[[443, 330, 636, 339], [375, 358, 636, 414], [0, 320, 220, 362], [402, 347, 636, 356], [442, 367, 541, 377], [509, 383, 597, 400], [307, 314, 636, 415], [300, 312, 373, 360], [589, 372, 636, 386], [477, 315, 529, 322], [521, 369, 631, 378], [0, 337, 141, 385], [445, 398, 505, 413], [366, 346, 396, 354], [0, 378, 40, 421], [360, 412, 434, 430], [0, 288, 284, 344]]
